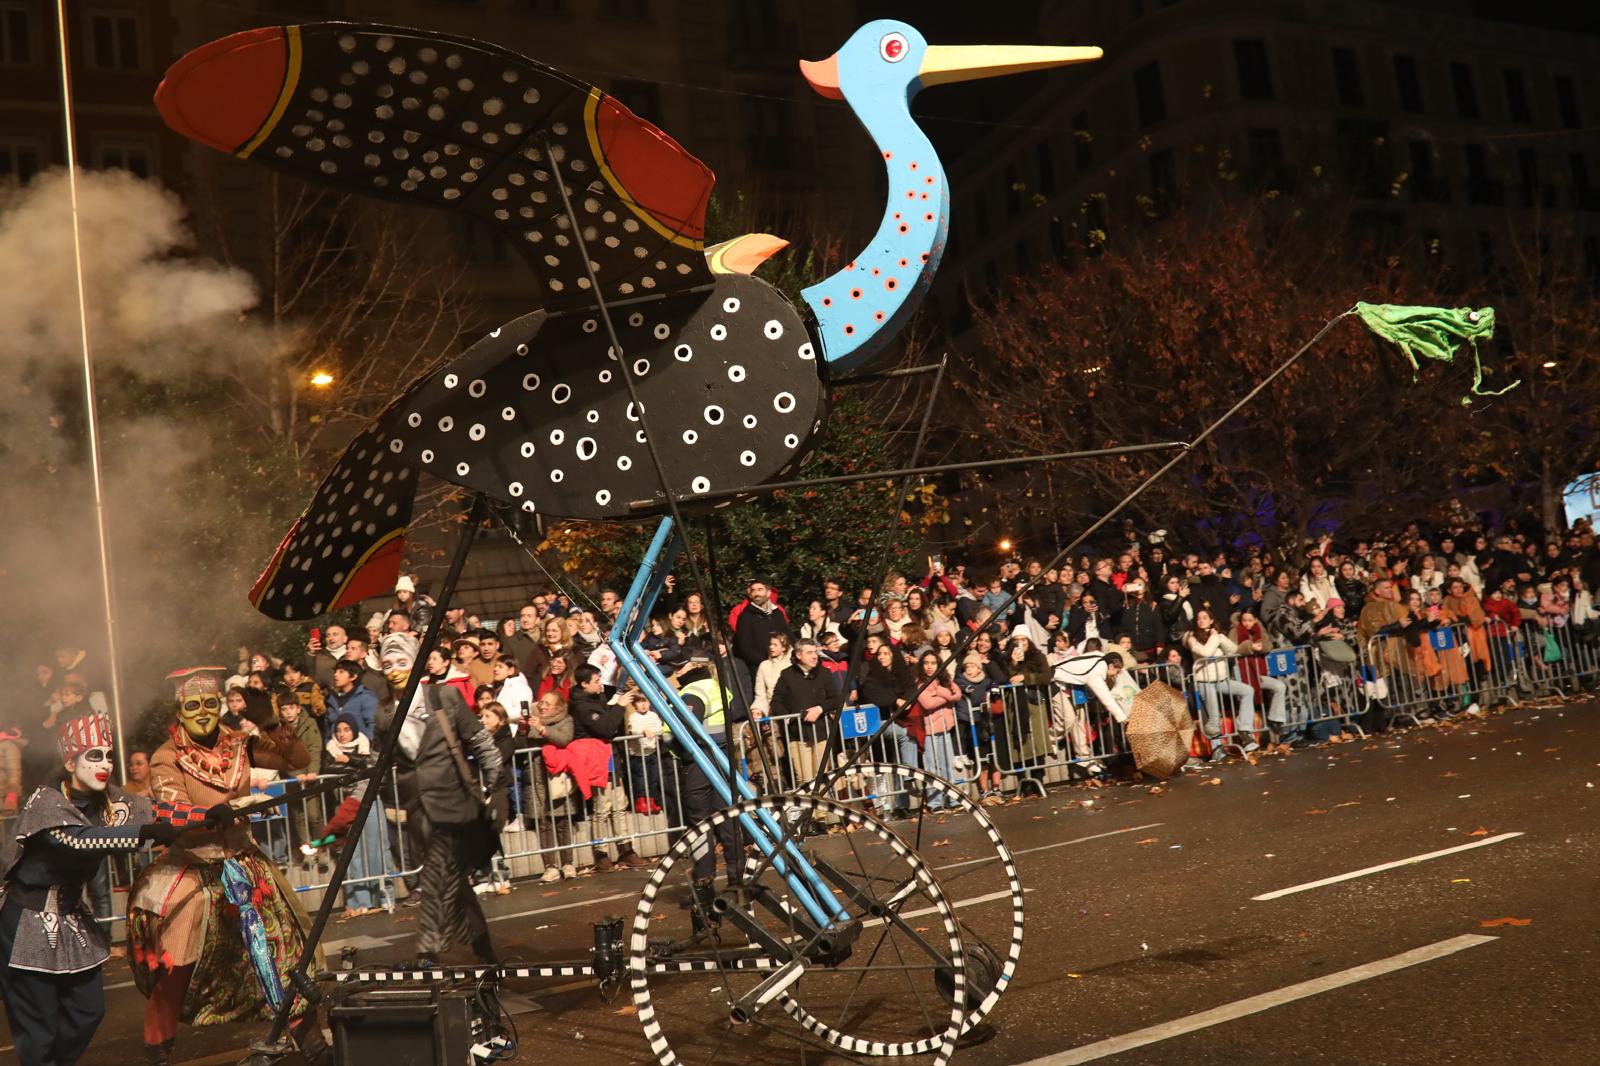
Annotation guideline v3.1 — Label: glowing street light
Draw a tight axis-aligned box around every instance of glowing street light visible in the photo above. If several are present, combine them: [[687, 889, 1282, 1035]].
[[998, 538, 1013, 553], [309, 370, 335, 387], [1541, 360, 1558, 369]]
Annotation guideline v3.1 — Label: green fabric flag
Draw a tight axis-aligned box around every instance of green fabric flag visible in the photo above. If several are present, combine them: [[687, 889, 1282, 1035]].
[[1352, 302, 1519, 402]]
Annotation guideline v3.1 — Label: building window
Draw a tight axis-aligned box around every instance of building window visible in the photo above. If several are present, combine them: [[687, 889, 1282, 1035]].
[[1, 3, 31, 64], [1337, 118, 1389, 199], [601, 0, 650, 20], [1134, 61, 1165, 126], [1464, 144, 1501, 206], [1449, 62, 1479, 119], [1555, 75, 1581, 129], [609, 79, 661, 124], [1049, 217, 1069, 262], [1331, 47, 1363, 107], [96, 139, 153, 178], [1072, 111, 1092, 170], [0, 138, 43, 183], [1003, 164, 1021, 218], [1014, 240, 1032, 273], [983, 260, 999, 294], [455, 217, 510, 265], [742, 96, 795, 170], [1149, 148, 1175, 210], [1246, 128, 1282, 187], [1571, 153, 1597, 210], [1517, 148, 1539, 206], [87, 10, 140, 70], [1392, 55, 1423, 113], [1503, 69, 1531, 123], [1233, 38, 1273, 100], [1407, 140, 1445, 202], [1035, 141, 1056, 197]]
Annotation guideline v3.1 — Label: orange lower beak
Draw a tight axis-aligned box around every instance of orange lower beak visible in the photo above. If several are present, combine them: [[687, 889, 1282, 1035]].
[[799, 53, 844, 100]]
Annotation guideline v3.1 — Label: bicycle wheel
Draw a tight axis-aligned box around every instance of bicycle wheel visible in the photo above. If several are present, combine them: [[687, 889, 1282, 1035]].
[[630, 794, 966, 1066], [802, 763, 1021, 1050]]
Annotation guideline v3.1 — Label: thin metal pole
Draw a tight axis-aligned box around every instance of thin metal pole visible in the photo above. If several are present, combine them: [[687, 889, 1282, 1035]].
[[625, 440, 1189, 511], [54, 0, 126, 777], [263, 495, 486, 1048]]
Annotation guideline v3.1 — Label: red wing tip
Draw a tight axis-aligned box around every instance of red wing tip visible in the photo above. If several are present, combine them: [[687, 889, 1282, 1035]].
[[156, 26, 289, 154]]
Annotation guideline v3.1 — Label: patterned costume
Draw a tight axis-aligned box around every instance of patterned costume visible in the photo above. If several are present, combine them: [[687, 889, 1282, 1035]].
[[0, 713, 198, 1066], [126, 668, 318, 1064]]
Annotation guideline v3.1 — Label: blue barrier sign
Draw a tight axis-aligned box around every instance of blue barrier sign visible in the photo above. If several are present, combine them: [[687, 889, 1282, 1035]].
[[1428, 627, 1457, 651], [1266, 649, 1301, 677], [840, 704, 882, 739]]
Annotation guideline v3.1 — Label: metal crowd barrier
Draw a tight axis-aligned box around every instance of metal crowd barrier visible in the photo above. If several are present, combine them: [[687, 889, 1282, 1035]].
[[1361, 617, 1600, 726]]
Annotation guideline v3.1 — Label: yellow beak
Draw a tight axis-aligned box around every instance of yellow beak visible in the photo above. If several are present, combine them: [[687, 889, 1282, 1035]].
[[918, 44, 1102, 88]]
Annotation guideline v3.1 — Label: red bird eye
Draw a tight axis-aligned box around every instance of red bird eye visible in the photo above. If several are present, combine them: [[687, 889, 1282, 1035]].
[[879, 32, 908, 62]]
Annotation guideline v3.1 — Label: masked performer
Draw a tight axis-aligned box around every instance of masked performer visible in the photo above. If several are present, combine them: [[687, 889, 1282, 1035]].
[[127, 668, 320, 1066], [0, 712, 209, 1066]]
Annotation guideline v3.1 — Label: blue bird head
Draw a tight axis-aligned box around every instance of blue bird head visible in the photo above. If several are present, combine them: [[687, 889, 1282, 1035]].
[[801, 19, 1101, 107]]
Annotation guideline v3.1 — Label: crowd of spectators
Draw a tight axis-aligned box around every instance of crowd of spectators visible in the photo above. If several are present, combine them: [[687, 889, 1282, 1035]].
[[12, 508, 1600, 896]]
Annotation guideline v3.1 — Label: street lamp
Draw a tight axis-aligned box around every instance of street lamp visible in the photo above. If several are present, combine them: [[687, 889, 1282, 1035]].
[[998, 538, 1013, 554], [309, 370, 335, 387]]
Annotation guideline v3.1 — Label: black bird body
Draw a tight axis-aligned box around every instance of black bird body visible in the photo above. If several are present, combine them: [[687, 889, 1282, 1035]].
[[254, 273, 825, 620]]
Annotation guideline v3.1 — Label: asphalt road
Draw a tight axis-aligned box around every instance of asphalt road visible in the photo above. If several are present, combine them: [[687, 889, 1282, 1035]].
[[5, 696, 1597, 1066]]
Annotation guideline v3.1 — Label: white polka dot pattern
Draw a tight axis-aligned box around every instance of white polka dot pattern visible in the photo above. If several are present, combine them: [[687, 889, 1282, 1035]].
[[247, 25, 714, 308], [381, 274, 825, 520]]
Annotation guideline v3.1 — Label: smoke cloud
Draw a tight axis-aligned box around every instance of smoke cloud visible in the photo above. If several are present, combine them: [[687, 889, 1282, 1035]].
[[0, 168, 287, 733]]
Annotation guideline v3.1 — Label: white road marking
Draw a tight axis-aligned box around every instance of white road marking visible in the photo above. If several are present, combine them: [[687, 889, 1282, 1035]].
[[887, 889, 1016, 924], [1251, 832, 1525, 901], [486, 889, 639, 925], [937, 823, 1165, 870], [1017, 934, 1498, 1065]]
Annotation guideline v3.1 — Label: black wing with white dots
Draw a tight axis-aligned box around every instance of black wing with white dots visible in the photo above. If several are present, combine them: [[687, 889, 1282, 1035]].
[[156, 22, 717, 308], [250, 273, 828, 620]]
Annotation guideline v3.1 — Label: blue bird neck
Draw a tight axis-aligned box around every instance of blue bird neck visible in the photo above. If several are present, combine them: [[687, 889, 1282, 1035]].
[[802, 94, 948, 372]]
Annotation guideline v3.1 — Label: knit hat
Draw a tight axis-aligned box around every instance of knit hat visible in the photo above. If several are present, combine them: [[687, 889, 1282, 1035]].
[[57, 711, 113, 760], [379, 631, 420, 666], [395, 575, 416, 593], [1009, 626, 1033, 644], [364, 611, 386, 633]]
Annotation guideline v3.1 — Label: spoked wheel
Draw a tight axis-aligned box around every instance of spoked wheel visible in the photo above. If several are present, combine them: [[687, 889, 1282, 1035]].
[[807, 763, 1023, 1047], [630, 794, 966, 1066]]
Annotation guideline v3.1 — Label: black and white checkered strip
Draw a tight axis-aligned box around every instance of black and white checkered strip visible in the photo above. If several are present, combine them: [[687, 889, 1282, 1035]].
[[47, 827, 141, 851], [629, 794, 966, 1066], [328, 957, 782, 983], [787, 764, 1024, 1052]]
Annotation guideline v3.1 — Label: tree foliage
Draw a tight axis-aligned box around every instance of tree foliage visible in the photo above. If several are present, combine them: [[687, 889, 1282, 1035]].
[[955, 186, 1506, 557]]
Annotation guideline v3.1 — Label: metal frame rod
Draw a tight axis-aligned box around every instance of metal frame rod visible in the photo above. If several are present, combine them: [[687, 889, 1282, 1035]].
[[625, 440, 1189, 511], [831, 361, 947, 386], [264, 494, 486, 1047]]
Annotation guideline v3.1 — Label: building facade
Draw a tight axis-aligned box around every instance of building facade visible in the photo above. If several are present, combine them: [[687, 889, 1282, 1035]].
[[931, 0, 1600, 335]]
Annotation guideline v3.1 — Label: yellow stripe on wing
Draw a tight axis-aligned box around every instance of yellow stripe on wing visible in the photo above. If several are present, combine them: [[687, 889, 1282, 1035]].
[[582, 89, 703, 252], [237, 25, 303, 159]]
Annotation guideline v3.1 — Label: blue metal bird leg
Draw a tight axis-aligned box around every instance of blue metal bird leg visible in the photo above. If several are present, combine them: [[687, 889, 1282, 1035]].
[[607, 518, 846, 926]]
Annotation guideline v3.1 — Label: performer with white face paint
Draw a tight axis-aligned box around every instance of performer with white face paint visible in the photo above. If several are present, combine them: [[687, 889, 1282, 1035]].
[[0, 712, 209, 1066]]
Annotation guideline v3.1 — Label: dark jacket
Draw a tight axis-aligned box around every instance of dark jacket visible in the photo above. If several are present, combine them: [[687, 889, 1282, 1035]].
[[408, 684, 504, 827], [569, 688, 625, 742], [856, 664, 909, 713], [1115, 599, 1168, 651], [769, 661, 844, 720], [732, 600, 790, 669]]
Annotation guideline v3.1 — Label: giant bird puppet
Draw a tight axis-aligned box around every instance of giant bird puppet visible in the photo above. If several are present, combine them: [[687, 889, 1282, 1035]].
[[155, 21, 1101, 620]]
